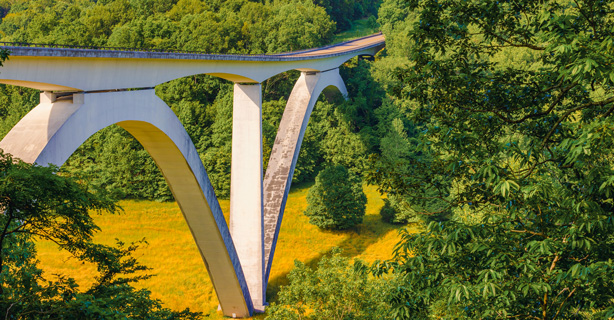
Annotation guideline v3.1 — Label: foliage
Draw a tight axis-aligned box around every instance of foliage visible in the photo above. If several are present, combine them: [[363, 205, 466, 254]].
[[0, 84, 38, 140], [378, 198, 397, 224], [0, 0, 337, 54], [0, 151, 117, 273], [379, 194, 420, 225], [262, 1, 336, 53], [313, 0, 381, 32], [199, 89, 233, 198], [305, 165, 367, 230], [332, 17, 380, 43], [372, 0, 614, 318], [265, 248, 389, 320], [0, 49, 7, 65], [64, 125, 174, 202], [369, 100, 433, 225], [0, 151, 200, 319]]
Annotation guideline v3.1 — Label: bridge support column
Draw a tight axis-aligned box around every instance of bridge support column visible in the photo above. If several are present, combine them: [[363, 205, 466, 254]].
[[230, 83, 265, 311], [263, 69, 347, 286]]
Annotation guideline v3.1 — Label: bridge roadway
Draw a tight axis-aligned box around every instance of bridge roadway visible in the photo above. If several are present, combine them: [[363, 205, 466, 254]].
[[0, 33, 385, 318], [0, 33, 384, 90]]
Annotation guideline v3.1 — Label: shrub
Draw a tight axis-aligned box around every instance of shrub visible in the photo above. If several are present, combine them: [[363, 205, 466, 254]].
[[379, 198, 398, 224], [304, 165, 367, 230], [265, 249, 389, 320]]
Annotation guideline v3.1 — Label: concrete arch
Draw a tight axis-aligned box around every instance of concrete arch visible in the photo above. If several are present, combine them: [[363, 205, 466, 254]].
[[0, 89, 253, 318], [262, 68, 347, 284]]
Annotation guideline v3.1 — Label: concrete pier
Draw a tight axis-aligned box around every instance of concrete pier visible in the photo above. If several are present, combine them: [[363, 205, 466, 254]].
[[230, 83, 265, 311], [262, 69, 348, 285]]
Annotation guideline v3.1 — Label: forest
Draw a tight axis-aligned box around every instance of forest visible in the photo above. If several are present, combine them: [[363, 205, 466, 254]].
[[1, 0, 614, 319]]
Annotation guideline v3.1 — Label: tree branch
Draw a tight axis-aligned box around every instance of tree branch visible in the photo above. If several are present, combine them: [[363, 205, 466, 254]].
[[541, 96, 614, 147], [483, 29, 545, 51], [549, 255, 560, 272], [510, 229, 545, 238], [551, 287, 577, 320]]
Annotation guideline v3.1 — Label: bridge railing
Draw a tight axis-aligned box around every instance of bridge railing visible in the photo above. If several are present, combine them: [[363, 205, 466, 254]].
[[0, 41, 272, 57]]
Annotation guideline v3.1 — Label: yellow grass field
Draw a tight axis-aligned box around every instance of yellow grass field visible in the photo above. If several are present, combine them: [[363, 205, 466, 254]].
[[35, 184, 419, 319]]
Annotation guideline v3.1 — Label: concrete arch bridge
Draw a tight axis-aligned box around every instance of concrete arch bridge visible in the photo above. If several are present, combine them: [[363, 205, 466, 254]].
[[0, 33, 385, 318]]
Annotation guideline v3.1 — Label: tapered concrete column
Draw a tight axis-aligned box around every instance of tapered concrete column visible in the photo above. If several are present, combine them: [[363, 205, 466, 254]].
[[230, 83, 265, 311], [263, 69, 347, 285]]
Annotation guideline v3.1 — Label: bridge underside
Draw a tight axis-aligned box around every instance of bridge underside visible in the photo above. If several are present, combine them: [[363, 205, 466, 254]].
[[0, 34, 383, 91]]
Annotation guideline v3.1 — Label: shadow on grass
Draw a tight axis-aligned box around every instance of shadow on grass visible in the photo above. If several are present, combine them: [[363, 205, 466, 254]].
[[265, 202, 403, 302]]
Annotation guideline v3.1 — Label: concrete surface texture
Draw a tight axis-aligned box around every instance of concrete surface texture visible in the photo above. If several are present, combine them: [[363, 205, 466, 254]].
[[0, 33, 385, 317], [262, 69, 348, 285], [230, 83, 265, 311]]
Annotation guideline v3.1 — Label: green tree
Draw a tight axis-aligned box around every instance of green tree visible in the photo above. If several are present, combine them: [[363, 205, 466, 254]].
[[0, 151, 200, 318], [305, 165, 367, 230], [173, 10, 245, 53], [166, 0, 209, 21], [63, 126, 174, 202], [199, 88, 234, 198], [107, 14, 178, 49], [264, 1, 335, 53], [294, 98, 373, 184], [0, 85, 38, 140], [0, 151, 117, 286], [372, 0, 614, 318], [265, 249, 389, 320], [371, 113, 441, 224], [313, 0, 381, 32]]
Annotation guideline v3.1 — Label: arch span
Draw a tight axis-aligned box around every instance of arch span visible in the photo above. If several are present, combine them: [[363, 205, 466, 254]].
[[263, 68, 347, 284], [0, 89, 253, 318]]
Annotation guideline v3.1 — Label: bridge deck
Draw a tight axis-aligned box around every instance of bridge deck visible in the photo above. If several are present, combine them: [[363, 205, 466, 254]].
[[0, 33, 385, 88], [0, 33, 384, 62]]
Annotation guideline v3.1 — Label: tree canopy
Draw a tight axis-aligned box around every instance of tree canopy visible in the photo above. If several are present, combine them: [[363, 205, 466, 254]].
[[0, 151, 200, 319], [266, 249, 389, 320], [370, 0, 614, 318]]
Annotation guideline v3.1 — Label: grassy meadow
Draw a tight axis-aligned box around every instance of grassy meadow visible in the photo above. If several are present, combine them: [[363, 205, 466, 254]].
[[35, 184, 417, 319]]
